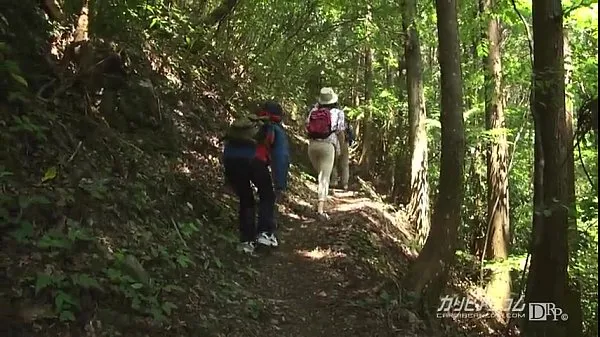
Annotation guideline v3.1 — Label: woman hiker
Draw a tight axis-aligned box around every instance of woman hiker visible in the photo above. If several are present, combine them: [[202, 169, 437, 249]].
[[305, 87, 346, 219]]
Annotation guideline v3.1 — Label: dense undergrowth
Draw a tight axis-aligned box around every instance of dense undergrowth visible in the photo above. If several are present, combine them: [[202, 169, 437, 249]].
[[0, 3, 274, 336]]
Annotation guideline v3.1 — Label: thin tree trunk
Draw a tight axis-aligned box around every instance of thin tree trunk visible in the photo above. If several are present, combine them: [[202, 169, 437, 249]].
[[352, 52, 362, 107], [359, 44, 374, 174], [74, 0, 89, 43], [403, 0, 465, 308], [563, 26, 583, 337], [481, 0, 511, 313], [468, 145, 487, 259], [403, 0, 430, 246], [392, 58, 410, 204], [41, 0, 64, 21]]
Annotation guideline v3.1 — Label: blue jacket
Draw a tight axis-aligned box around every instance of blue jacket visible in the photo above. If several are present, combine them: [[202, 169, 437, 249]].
[[223, 123, 290, 191]]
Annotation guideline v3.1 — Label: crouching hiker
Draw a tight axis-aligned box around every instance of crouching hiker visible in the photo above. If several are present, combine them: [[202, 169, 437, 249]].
[[222, 101, 290, 254]]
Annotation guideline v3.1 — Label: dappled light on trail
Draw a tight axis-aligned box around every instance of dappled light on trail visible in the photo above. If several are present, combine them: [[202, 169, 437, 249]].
[[295, 247, 347, 261]]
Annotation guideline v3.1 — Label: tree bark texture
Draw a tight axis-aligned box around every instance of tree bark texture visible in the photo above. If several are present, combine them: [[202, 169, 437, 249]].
[[481, 0, 511, 313], [402, 0, 430, 247], [524, 0, 579, 335], [403, 0, 465, 308]]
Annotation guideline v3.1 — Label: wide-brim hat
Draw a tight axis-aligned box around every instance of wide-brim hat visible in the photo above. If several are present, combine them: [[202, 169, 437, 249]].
[[318, 87, 338, 105]]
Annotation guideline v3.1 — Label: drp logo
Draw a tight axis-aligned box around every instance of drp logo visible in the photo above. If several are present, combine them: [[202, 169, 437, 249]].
[[528, 303, 569, 321]]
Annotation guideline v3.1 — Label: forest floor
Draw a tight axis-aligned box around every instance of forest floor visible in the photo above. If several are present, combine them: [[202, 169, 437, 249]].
[[240, 185, 419, 337]]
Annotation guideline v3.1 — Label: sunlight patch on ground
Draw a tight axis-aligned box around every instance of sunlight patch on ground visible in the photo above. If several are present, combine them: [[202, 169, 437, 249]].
[[175, 160, 192, 175], [379, 208, 397, 226], [209, 135, 222, 148], [289, 195, 313, 208], [303, 180, 318, 192], [333, 198, 372, 211], [173, 114, 192, 135], [98, 236, 115, 254], [455, 286, 513, 324], [332, 190, 357, 198], [285, 212, 303, 220], [183, 150, 220, 165], [335, 200, 400, 229], [296, 247, 347, 260]]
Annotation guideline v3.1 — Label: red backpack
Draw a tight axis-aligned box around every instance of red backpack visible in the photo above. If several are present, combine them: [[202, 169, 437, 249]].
[[306, 107, 333, 139]]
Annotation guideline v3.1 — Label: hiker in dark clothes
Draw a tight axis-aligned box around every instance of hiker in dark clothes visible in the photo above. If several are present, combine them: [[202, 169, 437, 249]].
[[222, 101, 290, 253]]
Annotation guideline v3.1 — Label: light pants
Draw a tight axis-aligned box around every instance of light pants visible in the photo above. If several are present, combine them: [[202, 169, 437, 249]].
[[331, 141, 349, 187], [308, 140, 335, 211]]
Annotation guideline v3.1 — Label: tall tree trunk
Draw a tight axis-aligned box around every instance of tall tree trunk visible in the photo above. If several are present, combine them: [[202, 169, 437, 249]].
[[402, 0, 430, 246], [74, 0, 89, 43], [41, 0, 64, 21], [468, 145, 487, 259], [563, 29, 583, 337], [563, 30, 578, 245], [359, 44, 374, 174], [392, 59, 410, 204], [352, 52, 362, 107], [358, 4, 374, 175], [525, 0, 579, 336], [481, 0, 511, 312], [403, 0, 465, 308]]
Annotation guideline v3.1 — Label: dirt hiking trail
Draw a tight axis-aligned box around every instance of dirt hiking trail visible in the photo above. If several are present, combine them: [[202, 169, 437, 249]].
[[241, 183, 425, 337]]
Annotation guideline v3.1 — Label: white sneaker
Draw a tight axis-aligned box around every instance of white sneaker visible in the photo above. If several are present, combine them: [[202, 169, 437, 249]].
[[317, 212, 330, 220], [238, 241, 256, 254], [257, 232, 279, 247]]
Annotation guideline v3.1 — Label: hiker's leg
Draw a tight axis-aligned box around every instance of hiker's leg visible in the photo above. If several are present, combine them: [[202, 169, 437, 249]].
[[308, 141, 324, 212], [330, 156, 339, 187], [316, 142, 335, 213], [340, 142, 350, 188], [332, 131, 345, 188], [224, 158, 256, 242], [320, 143, 335, 200], [250, 160, 276, 235], [307, 141, 321, 175]]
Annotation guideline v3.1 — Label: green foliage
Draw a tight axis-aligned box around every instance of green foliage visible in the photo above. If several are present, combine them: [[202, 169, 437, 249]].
[[0, 40, 30, 102], [0, 0, 597, 335]]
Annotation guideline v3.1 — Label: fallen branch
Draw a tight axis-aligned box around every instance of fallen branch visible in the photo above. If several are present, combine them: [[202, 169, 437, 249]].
[[36, 78, 57, 102], [170, 218, 188, 249], [41, 0, 64, 22], [67, 141, 83, 163]]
